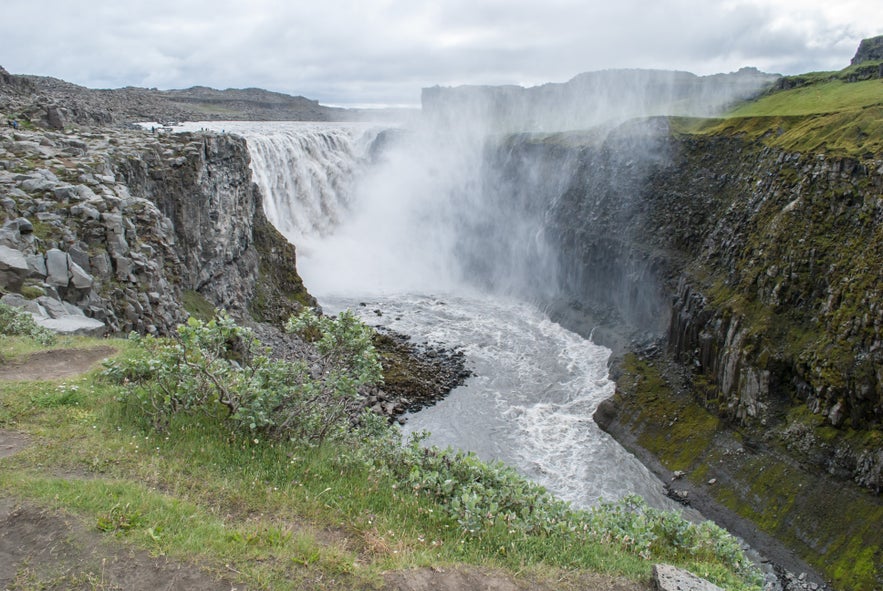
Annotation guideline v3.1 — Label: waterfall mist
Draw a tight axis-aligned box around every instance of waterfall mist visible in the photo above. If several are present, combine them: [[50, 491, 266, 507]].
[[180, 67, 776, 318]]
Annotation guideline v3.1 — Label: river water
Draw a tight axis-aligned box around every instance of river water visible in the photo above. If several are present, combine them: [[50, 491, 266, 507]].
[[174, 120, 680, 512]]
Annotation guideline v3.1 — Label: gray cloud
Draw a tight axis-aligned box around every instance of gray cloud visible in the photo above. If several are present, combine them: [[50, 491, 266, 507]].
[[0, 0, 880, 105]]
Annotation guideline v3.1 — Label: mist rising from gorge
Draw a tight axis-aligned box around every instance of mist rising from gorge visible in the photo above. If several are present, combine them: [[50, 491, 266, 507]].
[[237, 68, 777, 310]]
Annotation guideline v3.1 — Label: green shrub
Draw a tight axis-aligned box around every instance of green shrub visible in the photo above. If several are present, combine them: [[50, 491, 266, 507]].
[[0, 302, 56, 345], [104, 309, 382, 444], [351, 424, 761, 585]]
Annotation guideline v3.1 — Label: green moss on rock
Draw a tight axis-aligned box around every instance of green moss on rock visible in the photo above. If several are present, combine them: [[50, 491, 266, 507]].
[[248, 211, 316, 324], [608, 353, 883, 591]]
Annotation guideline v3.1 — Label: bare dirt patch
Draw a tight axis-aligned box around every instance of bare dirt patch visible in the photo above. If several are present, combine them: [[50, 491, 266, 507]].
[[0, 429, 30, 459], [384, 567, 651, 591], [0, 498, 242, 590], [0, 346, 117, 381]]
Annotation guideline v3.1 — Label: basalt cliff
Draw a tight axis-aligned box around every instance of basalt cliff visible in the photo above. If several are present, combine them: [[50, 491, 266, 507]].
[[0, 71, 313, 335], [421, 43, 882, 588]]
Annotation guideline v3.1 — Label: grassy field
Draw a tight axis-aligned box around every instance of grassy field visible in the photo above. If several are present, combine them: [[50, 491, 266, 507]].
[[0, 330, 763, 591], [728, 78, 883, 117], [671, 63, 883, 157]]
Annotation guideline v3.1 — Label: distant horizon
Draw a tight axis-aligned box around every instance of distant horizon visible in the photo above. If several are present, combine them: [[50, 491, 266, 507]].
[[7, 63, 792, 112], [1, 0, 879, 104]]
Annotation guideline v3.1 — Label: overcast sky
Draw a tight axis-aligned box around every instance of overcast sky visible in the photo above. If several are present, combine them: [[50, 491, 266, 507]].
[[1, 0, 880, 106]]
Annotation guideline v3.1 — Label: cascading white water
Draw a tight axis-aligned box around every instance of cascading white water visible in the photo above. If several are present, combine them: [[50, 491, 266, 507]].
[[177, 119, 681, 512]]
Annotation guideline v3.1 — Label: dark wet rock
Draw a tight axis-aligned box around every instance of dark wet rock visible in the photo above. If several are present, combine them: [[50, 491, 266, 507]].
[[250, 322, 470, 423], [370, 328, 471, 417]]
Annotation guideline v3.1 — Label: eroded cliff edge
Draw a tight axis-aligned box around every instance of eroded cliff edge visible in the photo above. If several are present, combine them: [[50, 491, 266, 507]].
[[0, 124, 313, 333], [492, 122, 881, 590]]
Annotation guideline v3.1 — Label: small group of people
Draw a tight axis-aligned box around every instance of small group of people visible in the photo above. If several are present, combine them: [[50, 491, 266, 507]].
[[6, 119, 20, 129]]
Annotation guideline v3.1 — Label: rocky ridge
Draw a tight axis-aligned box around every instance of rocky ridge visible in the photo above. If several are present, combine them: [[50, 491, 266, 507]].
[[0, 119, 314, 335], [0, 68, 466, 424], [0, 64, 402, 129]]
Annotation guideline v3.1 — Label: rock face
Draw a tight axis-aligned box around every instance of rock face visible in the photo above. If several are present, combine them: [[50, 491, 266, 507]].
[[494, 124, 883, 485], [0, 122, 313, 336], [851, 35, 883, 65]]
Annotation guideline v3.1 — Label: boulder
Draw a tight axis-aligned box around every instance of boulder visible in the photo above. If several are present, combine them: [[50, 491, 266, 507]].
[[652, 564, 724, 591], [0, 245, 31, 290], [67, 246, 91, 273], [35, 315, 105, 337], [36, 296, 69, 319], [26, 254, 47, 278], [0, 293, 46, 317], [45, 248, 69, 287], [45, 105, 66, 130], [69, 260, 93, 289], [16, 217, 34, 234]]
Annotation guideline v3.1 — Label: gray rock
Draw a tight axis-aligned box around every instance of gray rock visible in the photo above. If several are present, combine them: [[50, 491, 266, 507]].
[[52, 185, 78, 202], [89, 252, 111, 278], [36, 296, 69, 319], [26, 254, 47, 278], [14, 217, 33, 233], [0, 293, 47, 317], [45, 248, 70, 287], [70, 203, 101, 220], [0, 244, 31, 290], [19, 178, 52, 193], [46, 105, 66, 130], [67, 246, 91, 272], [69, 260, 93, 289], [62, 302, 85, 316], [0, 227, 21, 248], [114, 255, 133, 281], [35, 315, 105, 337], [36, 212, 61, 223], [653, 564, 724, 591]]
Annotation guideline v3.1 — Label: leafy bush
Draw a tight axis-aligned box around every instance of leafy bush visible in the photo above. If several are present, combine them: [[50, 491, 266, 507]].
[[352, 425, 762, 585], [104, 309, 382, 444], [0, 302, 55, 345]]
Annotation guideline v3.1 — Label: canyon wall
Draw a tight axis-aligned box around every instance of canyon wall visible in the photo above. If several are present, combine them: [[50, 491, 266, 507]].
[[489, 122, 881, 589]]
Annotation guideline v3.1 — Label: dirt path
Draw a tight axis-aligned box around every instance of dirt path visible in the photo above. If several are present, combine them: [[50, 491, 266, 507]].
[[0, 498, 242, 591], [385, 568, 649, 591], [0, 346, 117, 381]]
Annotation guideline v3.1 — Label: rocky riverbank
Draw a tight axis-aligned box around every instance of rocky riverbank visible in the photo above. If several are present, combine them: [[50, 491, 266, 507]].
[[251, 321, 471, 423]]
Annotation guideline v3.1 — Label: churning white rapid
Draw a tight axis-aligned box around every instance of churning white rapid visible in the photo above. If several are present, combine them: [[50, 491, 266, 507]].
[[176, 120, 680, 511]]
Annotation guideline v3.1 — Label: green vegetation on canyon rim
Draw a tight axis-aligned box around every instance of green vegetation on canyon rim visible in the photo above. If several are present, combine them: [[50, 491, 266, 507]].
[[671, 61, 883, 156], [0, 315, 762, 591]]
